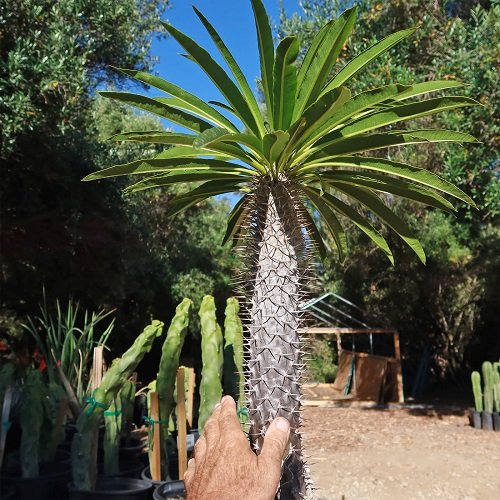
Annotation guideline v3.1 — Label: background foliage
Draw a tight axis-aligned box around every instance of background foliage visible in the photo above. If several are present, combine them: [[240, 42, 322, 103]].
[[280, 0, 499, 386], [1, 0, 498, 391]]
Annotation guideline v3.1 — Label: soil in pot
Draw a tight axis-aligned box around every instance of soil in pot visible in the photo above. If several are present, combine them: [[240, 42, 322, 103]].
[[68, 477, 152, 500], [481, 411, 494, 431], [153, 481, 185, 500]]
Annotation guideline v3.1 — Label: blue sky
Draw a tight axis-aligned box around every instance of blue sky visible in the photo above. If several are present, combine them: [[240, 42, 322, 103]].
[[145, 0, 302, 120]]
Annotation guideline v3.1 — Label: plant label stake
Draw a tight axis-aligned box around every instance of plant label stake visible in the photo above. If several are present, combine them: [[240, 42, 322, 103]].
[[90, 346, 104, 488], [176, 367, 188, 479], [150, 392, 162, 481], [187, 368, 195, 429]]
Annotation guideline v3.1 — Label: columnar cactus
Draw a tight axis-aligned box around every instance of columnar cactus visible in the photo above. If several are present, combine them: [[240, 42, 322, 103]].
[[72, 320, 164, 491], [223, 297, 245, 404], [482, 362, 494, 413], [471, 371, 483, 412], [157, 298, 191, 439], [493, 368, 500, 413], [20, 369, 45, 478], [103, 397, 122, 475], [198, 296, 223, 431]]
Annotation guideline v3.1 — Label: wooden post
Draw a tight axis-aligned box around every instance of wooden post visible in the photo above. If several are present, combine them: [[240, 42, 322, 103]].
[[393, 331, 404, 403], [0, 387, 13, 470], [186, 368, 195, 429], [149, 392, 162, 481], [176, 367, 187, 479], [90, 346, 104, 488]]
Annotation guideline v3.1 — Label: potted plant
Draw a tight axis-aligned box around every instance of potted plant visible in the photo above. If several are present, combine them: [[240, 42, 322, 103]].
[[69, 320, 164, 499], [1, 369, 71, 500], [470, 371, 482, 429]]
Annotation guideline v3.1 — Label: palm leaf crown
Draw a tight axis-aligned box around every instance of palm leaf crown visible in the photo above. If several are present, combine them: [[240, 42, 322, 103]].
[[85, 0, 479, 264]]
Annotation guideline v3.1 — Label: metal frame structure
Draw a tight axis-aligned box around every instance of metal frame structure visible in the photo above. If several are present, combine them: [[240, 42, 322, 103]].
[[300, 293, 404, 403]]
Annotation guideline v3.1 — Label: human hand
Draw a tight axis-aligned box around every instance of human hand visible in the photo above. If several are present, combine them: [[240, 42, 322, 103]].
[[184, 395, 290, 500]]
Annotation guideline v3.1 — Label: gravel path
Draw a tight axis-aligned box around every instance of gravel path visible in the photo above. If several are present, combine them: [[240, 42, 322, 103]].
[[302, 406, 500, 500]]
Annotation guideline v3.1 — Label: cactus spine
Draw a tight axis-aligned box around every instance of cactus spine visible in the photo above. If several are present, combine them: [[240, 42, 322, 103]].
[[198, 295, 223, 432], [239, 179, 311, 498], [157, 298, 191, 440], [482, 361, 494, 413], [72, 320, 164, 491]]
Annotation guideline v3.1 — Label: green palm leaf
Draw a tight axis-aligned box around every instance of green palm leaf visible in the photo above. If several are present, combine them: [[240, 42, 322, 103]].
[[322, 28, 417, 94], [161, 21, 261, 136]]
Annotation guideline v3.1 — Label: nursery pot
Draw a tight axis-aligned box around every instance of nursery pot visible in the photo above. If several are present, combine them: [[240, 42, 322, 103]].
[[153, 481, 185, 500], [140, 466, 164, 490], [493, 412, 500, 432], [99, 458, 145, 479], [481, 411, 494, 431], [120, 437, 147, 460], [2, 459, 71, 500], [68, 477, 152, 500], [468, 409, 481, 429]]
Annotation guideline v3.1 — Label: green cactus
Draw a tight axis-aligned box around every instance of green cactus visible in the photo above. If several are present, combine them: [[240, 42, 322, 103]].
[[71, 320, 163, 491], [492, 369, 500, 413], [198, 296, 223, 432], [482, 362, 494, 413], [471, 371, 483, 412], [103, 397, 122, 476], [20, 369, 45, 478], [223, 298, 247, 425], [157, 298, 191, 438], [119, 378, 136, 435]]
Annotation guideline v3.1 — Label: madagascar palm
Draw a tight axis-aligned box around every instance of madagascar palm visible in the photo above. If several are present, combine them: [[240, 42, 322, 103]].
[[85, 1, 478, 497]]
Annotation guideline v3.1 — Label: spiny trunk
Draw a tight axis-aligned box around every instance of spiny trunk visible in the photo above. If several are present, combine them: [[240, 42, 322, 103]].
[[239, 176, 312, 499]]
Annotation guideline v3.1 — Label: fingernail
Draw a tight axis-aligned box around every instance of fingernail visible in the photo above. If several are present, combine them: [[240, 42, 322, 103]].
[[214, 402, 221, 410], [188, 458, 195, 467], [275, 417, 290, 433], [221, 395, 232, 404]]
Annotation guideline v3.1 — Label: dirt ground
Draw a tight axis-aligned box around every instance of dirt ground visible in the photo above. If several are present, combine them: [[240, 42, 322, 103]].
[[301, 405, 500, 500]]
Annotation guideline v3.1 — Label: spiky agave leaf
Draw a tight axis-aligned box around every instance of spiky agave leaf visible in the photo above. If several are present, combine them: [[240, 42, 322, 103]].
[[85, 1, 479, 497]]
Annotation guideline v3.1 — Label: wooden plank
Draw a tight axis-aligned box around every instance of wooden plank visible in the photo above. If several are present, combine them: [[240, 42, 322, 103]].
[[393, 331, 405, 403], [149, 392, 162, 481], [186, 368, 195, 429], [176, 367, 188, 479], [301, 327, 397, 334], [90, 346, 104, 489]]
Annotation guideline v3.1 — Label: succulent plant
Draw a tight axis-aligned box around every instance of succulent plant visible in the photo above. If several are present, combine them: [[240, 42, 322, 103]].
[[85, 1, 478, 495], [71, 320, 163, 491], [198, 295, 223, 432]]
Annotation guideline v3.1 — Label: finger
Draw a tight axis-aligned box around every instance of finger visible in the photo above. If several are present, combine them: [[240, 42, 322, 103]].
[[258, 417, 290, 469], [183, 458, 196, 485], [218, 396, 242, 435], [203, 401, 222, 453], [193, 432, 206, 461]]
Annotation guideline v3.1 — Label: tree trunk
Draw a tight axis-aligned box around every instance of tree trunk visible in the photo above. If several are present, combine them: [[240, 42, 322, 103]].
[[241, 176, 311, 499]]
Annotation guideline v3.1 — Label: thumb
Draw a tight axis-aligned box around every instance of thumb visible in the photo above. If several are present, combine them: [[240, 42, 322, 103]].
[[259, 417, 290, 466]]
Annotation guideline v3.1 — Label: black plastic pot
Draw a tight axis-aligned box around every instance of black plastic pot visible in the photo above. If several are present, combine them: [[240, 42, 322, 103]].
[[481, 411, 494, 431], [493, 412, 500, 432], [2, 460, 71, 500], [153, 481, 185, 500], [468, 409, 481, 429], [120, 437, 147, 460], [68, 477, 152, 500], [0, 483, 15, 500], [99, 458, 144, 479], [140, 466, 164, 490]]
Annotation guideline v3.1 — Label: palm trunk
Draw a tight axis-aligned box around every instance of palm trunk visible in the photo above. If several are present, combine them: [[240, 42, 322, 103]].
[[240, 176, 312, 499]]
